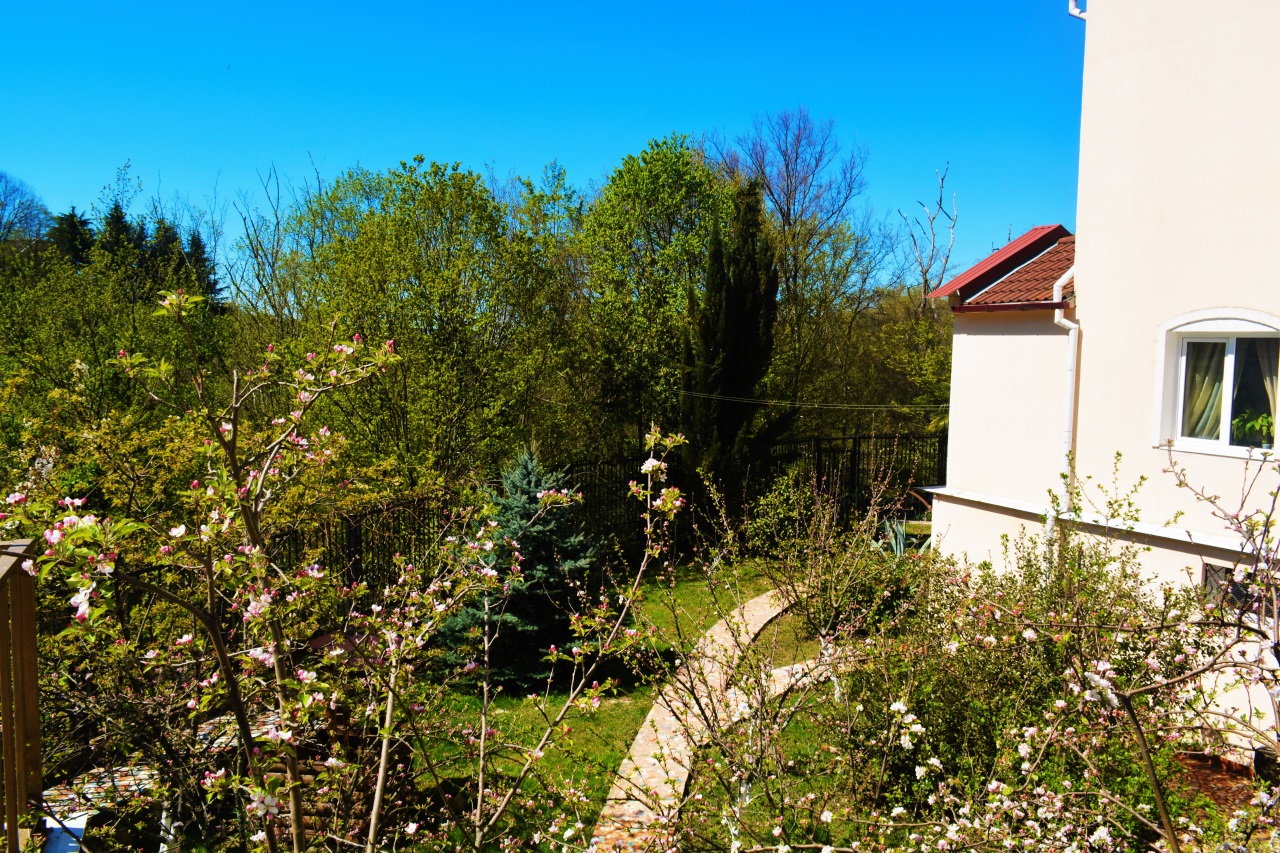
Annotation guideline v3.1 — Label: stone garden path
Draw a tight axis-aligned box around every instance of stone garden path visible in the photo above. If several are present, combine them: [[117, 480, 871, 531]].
[[591, 591, 827, 852]]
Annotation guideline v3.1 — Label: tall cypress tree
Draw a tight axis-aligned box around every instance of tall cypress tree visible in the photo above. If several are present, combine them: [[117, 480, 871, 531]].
[[682, 180, 780, 503]]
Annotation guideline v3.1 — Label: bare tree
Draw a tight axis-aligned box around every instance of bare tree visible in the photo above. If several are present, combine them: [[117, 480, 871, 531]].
[[0, 170, 51, 242], [722, 107, 875, 313], [714, 109, 896, 434], [898, 165, 957, 305]]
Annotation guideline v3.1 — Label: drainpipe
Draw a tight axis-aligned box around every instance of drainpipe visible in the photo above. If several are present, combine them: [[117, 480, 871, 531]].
[[1069, 0, 1087, 21], [1050, 266, 1079, 530]]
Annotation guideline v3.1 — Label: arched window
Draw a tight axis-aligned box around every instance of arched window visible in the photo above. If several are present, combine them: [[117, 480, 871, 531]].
[[1154, 310, 1280, 455]]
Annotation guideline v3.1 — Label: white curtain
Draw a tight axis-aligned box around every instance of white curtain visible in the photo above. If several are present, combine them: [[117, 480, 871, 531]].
[[1182, 341, 1224, 440], [1258, 339, 1278, 446]]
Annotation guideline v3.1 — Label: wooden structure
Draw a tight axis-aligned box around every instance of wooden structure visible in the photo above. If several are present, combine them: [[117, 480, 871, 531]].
[[0, 539, 39, 849]]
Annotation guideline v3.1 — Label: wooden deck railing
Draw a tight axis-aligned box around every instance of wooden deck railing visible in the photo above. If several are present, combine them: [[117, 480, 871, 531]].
[[0, 539, 39, 849]]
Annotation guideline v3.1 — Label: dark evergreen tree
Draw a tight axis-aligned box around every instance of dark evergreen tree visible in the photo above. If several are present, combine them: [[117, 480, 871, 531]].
[[440, 448, 594, 689], [146, 217, 182, 282], [46, 206, 95, 266], [95, 202, 151, 304], [681, 179, 781, 504], [184, 229, 221, 305], [96, 201, 145, 257]]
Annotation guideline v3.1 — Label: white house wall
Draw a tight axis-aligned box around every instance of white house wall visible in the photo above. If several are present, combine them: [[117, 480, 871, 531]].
[[933, 312, 1069, 561], [1070, 1, 1280, 581]]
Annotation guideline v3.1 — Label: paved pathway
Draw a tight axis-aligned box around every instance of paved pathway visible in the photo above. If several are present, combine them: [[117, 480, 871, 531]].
[[592, 590, 827, 852]]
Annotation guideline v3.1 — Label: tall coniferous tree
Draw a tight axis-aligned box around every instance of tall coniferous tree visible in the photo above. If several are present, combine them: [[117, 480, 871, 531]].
[[682, 179, 780, 504], [185, 229, 220, 305], [46, 207, 95, 266]]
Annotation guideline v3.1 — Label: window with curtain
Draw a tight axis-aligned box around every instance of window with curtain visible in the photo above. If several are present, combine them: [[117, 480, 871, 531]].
[[1178, 336, 1279, 449]]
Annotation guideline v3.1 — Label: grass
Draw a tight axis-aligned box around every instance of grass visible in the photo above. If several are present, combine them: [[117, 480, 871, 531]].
[[413, 560, 790, 834], [634, 559, 775, 649], [429, 684, 656, 828], [749, 608, 822, 668]]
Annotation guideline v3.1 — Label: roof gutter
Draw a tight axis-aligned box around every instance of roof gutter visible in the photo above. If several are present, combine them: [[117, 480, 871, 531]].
[[953, 300, 1068, 314], [1048, 265, 1079, 533], [1069, 0, 1087, 21]]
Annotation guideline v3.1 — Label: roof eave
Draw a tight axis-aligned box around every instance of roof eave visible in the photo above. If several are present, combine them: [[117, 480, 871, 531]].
[[952, 300, 1069, 314]]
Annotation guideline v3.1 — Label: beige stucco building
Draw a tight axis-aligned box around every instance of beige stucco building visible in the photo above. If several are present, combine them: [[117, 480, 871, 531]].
[[930, 2, 1280, 587]]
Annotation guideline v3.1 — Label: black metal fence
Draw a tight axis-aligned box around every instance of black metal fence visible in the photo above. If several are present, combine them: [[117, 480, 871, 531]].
[[565, 432, 948, 543], [761, 433, 947, 521], [271, 496, 448, 595], [270, 433, 948, 586]]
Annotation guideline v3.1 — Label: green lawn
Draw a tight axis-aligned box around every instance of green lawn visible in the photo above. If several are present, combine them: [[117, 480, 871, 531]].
[[421, 562, 792, 833], [633, 559, 775, 649]]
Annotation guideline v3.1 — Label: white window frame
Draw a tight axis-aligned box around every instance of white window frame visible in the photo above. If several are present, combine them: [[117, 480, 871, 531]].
[[1153, 309, 1280, 460]]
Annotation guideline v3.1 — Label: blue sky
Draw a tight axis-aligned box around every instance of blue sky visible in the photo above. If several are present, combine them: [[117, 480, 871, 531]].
[[4, 1, 1085, 269]]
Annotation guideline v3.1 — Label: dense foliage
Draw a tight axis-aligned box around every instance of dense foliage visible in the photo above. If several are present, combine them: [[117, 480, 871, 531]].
[[0, 112, 974, 851], [2, 120, 952, 495]]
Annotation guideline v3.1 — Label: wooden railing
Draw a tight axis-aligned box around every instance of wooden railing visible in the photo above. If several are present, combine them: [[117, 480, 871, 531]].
[[0, 539, 39, 850]]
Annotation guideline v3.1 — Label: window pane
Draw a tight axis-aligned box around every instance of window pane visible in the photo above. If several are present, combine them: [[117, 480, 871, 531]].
[[1181, 341, 1225, 440], [1230, 338, 1279, 448]]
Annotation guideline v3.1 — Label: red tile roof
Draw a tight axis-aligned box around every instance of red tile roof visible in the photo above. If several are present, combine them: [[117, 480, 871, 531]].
[[928, 225, 1073, 310], [967, 235, 1075, 305]]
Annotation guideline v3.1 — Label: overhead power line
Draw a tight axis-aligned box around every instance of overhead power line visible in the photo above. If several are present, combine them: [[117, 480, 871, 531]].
[[677, 390, 948, 411]]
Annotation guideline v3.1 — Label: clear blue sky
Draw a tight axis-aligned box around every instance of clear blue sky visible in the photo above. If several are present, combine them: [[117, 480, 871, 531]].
[[3, 1, 1085, 269]]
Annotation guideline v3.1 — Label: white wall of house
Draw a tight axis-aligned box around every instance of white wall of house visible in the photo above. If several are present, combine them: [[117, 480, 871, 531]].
[[932, 312, 1070, 562], [936, 2, 1280, 587], [1071, 1, 1280, 582], [946, 313, 1071, 505]]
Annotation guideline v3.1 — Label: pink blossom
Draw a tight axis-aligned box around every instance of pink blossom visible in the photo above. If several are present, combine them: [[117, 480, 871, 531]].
[[244, 592, 272, 621], [266, 726, 293, 744], [69, 585, 94, 622]]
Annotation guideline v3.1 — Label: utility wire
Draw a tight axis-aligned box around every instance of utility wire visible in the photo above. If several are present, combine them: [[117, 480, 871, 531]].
[[677, 390, 948, 411]]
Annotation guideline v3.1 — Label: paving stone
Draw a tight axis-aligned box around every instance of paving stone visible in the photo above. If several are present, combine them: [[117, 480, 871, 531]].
[[591, 591, 789, 852]]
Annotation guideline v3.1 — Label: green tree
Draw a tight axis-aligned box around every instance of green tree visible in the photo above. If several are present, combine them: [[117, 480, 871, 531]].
[[290, 157, 544, 480], [439, 448, 594, 689], [46, 206, 95, 266], [185, 228, 220, 304], [0, 200, 225, 486], [577, 135, 731, 452], [682, 180, 780, 501]]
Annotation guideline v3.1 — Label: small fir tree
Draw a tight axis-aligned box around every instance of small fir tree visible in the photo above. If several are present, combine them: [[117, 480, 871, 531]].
[[441, 448, 594, 688]]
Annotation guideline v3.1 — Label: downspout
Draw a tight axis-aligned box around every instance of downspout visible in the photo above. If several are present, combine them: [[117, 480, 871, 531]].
[[1068, 0, 1087, 21], [1049, 266, 1079, 531]]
